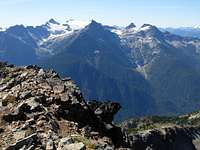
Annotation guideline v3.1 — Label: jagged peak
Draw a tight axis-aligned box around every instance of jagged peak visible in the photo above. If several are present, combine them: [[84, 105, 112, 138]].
[[138, 23, 161, 34], [46, 18, 60, 25], [86, 20, 103, 29], [125, 23, 136, 29], [90, 20, 102, 26], [8, 24, 26, 29], [141, 23, 154, 28], [6, 24, 27, 33]]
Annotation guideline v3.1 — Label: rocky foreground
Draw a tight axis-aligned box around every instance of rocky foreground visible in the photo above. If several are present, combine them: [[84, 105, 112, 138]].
[[1, 62, 200, 150], [0, 62, 126, 149]]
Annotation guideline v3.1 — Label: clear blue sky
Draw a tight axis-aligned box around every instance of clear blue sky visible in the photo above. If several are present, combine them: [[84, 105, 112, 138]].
[[0, 0, 199, 28]]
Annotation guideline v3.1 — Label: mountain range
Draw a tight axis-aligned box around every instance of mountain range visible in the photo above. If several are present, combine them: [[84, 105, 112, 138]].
[[161, 26, 200, 39], [1, 19, 200, 120]]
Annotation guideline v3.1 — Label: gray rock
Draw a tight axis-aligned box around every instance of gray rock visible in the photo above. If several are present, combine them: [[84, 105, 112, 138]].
[[38, 69, 45, 76], [20, 91, 32, 99], [58, 137, 74, 148], [59, 142, 86, 150], [87, 101, 121, 123], [1, 94, 17, 106], [53, 85, 65, 94], [60, 93, 70, 102], [13, 130, 26, 141], [25, 97, 41, 111], [46, 139, 55, 150], [6, 133, 37, 150]]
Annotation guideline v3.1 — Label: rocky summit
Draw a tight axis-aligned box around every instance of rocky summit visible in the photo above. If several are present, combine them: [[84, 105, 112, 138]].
[[2, 62, 200, 150], [0, 62, 126, 149]]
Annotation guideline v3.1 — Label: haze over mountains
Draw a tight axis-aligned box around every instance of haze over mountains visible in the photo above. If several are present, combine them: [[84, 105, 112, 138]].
[[161, 27, 200, 39], [1, 18, 200, 120]]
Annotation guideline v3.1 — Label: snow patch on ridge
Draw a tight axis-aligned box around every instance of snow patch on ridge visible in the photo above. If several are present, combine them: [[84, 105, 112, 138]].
[[66, 19, 91, 31], [39, 19, 91, 46], [111, 24, 153, 36]]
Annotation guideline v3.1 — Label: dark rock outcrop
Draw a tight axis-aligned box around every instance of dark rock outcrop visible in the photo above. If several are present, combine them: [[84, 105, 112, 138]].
[[87, 100, 121, 123], [127, 126, 200, 150]]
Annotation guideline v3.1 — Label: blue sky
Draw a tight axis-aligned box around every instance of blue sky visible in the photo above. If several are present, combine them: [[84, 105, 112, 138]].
[[0, 0, 199, 28]]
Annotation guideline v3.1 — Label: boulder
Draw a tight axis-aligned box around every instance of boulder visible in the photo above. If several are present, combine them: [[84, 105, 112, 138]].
[[1, 94, 17, 106], [13, 130, 26, 141], [6, 133, 38, 150], [58, 137, 74, 148], [3, 112, 27, 123], [88, 100, 121, 123], [59, 142, 86, 150], [46, 139, 55, 150]]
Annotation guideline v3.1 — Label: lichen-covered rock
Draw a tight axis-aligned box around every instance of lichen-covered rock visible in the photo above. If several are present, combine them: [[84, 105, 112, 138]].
[[60, 142, 86, 150], [58, 137, 74, 147], [6, 133, 38, 150]]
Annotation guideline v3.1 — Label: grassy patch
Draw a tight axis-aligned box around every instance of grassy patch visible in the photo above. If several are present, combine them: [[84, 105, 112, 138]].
[[128, 124, 156, 134], [72, 136, 96, 149]]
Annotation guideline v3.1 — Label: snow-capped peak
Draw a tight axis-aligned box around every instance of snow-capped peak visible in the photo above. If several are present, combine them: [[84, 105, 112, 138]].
[[44, 19, 68, 36], [44, 18, 90, 33], [66, 19, 91, 31], [39, 19, 91, 47], [43, 19, 90, 38], [138, 24, 154, 31], [110, 26, 124, 36], [141, 24, 153, 28]]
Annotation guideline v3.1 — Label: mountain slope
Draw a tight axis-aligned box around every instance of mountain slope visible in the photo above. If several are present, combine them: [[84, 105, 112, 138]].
[[2, 20, 200, 120], [118, 23, 200, 115], [0, 31, 37, 65], [39, 21, 156, 119]]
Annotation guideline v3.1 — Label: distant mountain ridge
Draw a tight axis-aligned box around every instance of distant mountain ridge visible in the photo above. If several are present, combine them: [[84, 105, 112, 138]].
[[161, 26, 200, 39], [1, 19, 200, 120]]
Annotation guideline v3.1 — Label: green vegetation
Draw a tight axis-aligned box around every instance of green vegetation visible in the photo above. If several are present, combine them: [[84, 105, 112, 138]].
[[72, 135, 96, 149], [125, 111, 200, 134], [128, 124, 156, 134]]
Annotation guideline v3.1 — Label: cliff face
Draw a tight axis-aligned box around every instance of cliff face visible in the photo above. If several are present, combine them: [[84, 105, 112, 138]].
[[0, 62, 126, 149], [121, 114, 200, 150], [127, 126, 200, 150]]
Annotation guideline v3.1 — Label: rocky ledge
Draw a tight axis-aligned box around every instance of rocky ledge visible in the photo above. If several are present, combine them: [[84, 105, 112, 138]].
[[0, 62, 126, 149], [127, 126, 200, 150], [121, 114, 200, 150]]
